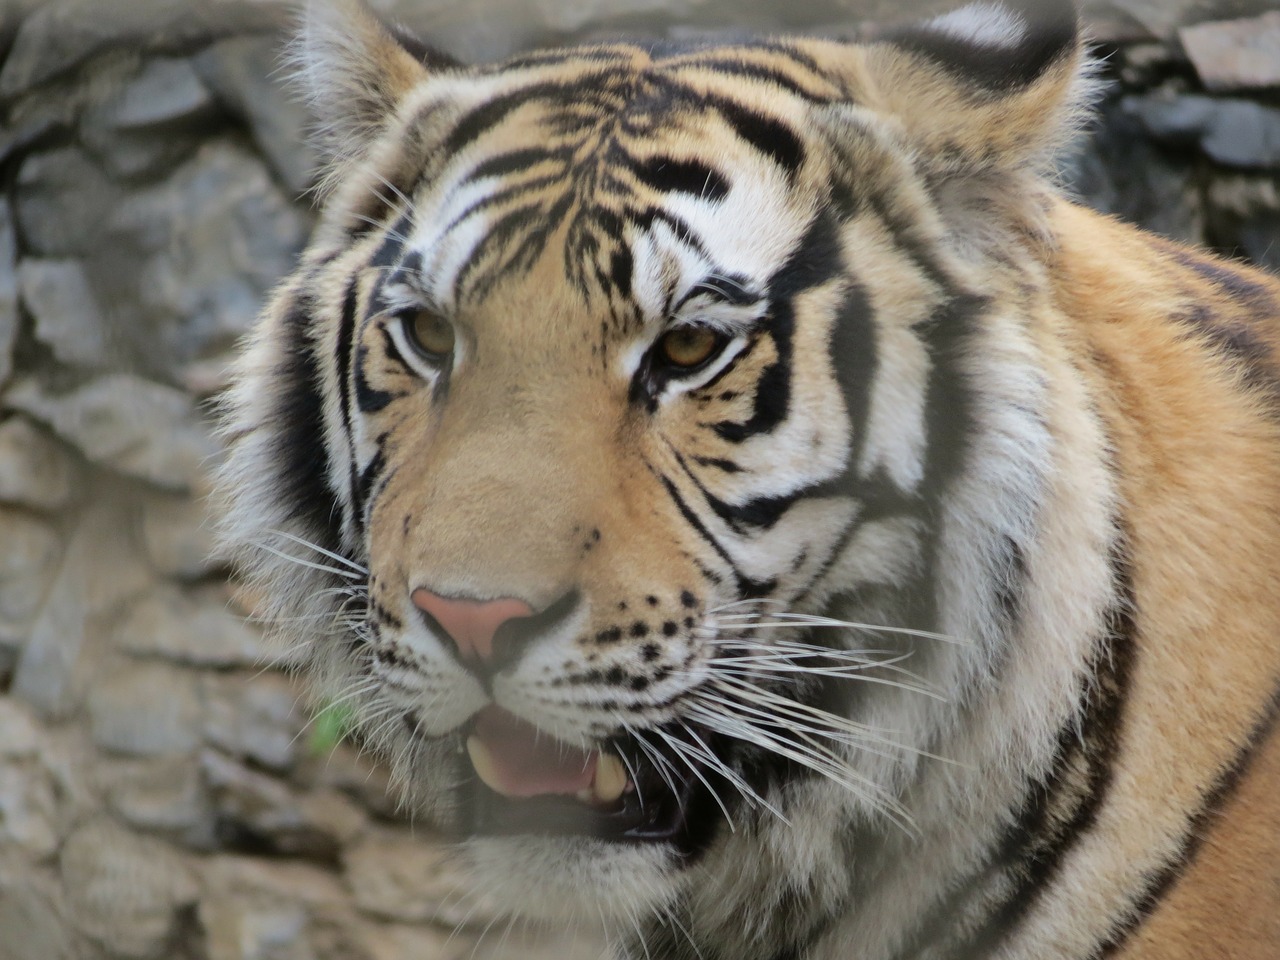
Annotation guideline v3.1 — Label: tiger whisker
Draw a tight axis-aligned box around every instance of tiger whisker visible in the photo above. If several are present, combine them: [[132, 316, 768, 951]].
[[264, 528, 369, 574], [709, 614, 967, 645], [252, 541, 366, 580]]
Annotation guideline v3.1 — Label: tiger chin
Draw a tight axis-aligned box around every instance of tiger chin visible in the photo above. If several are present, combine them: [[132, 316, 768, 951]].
[[214, 0, 1280, 957]]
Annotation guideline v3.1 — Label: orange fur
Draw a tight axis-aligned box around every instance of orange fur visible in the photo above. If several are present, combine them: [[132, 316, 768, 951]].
[[1051, 203, 1280, 957]]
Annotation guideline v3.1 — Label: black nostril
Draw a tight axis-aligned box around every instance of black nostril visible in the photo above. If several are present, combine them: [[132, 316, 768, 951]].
[[488, 589, 581, 669]]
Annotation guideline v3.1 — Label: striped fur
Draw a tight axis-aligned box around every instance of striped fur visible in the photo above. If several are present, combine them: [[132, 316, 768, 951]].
[[214, 1, 1280, 957]]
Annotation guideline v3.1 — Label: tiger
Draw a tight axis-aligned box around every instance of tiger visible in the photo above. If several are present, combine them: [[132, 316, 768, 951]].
[[213, 0, 1280, 957]]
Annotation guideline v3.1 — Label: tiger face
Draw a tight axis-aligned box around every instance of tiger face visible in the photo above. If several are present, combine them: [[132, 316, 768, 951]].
[[220, 2, 1280, 958], [222, 0, 1088, 925]]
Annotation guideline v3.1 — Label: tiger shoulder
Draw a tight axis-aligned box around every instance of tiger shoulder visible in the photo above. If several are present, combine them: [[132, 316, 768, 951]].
[[214, 0, 1280, 958]]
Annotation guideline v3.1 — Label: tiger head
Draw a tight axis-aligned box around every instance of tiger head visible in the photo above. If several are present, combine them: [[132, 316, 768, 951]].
[[218, 0, 1100, 938]]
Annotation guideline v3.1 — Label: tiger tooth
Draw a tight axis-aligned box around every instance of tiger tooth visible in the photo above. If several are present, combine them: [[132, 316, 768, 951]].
[[592, 752, 628, 804], [466, 735, 506, 794]]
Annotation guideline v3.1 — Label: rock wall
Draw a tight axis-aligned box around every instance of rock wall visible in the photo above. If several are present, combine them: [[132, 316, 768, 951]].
[[1, 3, 1278, 959]]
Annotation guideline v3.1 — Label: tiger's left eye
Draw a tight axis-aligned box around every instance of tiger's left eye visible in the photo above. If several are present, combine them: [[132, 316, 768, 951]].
[[403, 311, 455, 362], [657, 326, 722, 370]]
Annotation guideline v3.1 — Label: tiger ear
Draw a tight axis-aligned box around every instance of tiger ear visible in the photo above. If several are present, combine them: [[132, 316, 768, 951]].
[[863, 0, 1093, 176], [291, 0, 433, 176]]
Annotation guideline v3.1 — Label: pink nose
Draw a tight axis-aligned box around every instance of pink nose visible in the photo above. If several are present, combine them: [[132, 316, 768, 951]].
[[410, 590, 534, 662]]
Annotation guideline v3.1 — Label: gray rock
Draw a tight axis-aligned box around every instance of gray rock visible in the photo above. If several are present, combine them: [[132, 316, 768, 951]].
[[138, 492, 219, 580], [102, 138, 311, 374], [342, 828, 503, 929], [59, 817, 199, 959], [0, 417, 80, 513], [88, 658, 203, 756], [199, 896, 312, 960], [1122, 92, 1280, 170], [200, 673, 302, 771], [201, 750, 365, 861], [4, 374, 216, 491], [18, 259, 111, 369], [0, 0, 286, 97], [0, 881, 84, 960], [1180, 11, 1280, 91], [1062, 98, 1203, 245], [0, 760, 60, 858], [11, 491, 158, 719], [0, 509, 63, 642], [0, 699, 42, 758], [14, 146, 121, 258], [114, 582, 264, 668], [8, 560, 88, 721], [99, 754, 214, 843], [1207, 175, 1280, 272], [0, 201, 16, 390], [80, 56, 216, 180], [195, 35, 318, 195]]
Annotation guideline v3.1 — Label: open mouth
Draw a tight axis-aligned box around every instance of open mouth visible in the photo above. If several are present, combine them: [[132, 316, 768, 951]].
[[460, 706, 721, 854]]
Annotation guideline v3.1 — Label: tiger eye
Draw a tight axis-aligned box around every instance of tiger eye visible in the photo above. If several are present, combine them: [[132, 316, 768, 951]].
[[404, 311, 455, 361], [658, 327, 720, 369]]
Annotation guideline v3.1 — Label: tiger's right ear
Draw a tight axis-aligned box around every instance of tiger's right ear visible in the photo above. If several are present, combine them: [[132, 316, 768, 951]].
[[291, 0, 433, 179]]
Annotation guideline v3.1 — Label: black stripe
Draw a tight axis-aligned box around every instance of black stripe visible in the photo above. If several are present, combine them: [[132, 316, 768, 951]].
[[353, 449, 386, 526], [654, 467, 774, 598], [336, 280, 362, 534], [464, 147, 567, 182], [711, 96, 805, 176], [669, 57, 832, 102], [671, 446, 796, 532], [712, 211, 841, 444], [631, 155, 730, 202], [912, 545, 1137, 960], [1097, 687, 1280, 957], [354, 330, 396, 414], [272, 294, 343, 553], [884, 2, 1078, 93]]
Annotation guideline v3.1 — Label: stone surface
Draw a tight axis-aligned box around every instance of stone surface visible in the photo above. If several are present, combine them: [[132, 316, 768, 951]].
[[0, 417, 80, 512], [0, 881, 84, 960], [0, 200, 16, 390], [1122, 91, 1280, 170], [18, 258, 111, 369], [1063, 97, 1203, 246], [200, 672, 302, 771], [99, 754, 214, 842], [200, 896, 313, 960], [14, 146, 121, 258], [0, 760, 60, 859], [343, 828, 503, 929], [4, 374, 216, 490], [114, 583, 263, 667], [106, 138, 311, 374], [195, 35, 318, 195], [1180, 11, 1280, 91], [0, 0, 287, 97], [138, 492, 220, 579], [60, 818, 199, 959], [88, 658, 203, 756], [0, 510, 62, 644]]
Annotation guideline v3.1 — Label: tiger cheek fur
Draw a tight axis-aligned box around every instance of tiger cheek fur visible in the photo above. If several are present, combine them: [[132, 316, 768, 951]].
[[215, 1, 1280, 958]]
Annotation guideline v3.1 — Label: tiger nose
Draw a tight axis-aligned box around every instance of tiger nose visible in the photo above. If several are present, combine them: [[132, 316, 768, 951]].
[[410, 590, 535, 663]]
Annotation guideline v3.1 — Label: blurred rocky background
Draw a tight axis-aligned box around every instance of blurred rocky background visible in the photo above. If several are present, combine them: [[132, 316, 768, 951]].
[[0, 1, 1278, 958]]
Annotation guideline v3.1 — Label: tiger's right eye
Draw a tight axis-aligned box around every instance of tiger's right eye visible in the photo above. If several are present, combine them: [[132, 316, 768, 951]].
[[403, 311, 455, 363]]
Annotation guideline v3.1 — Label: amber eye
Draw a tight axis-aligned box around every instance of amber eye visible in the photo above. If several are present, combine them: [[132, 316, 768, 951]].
[[402, 311, 455, 362], [657, 326, 722, 370]]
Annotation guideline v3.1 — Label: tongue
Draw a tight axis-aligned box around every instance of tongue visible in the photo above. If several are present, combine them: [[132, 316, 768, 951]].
[[468, 706, 598, 798]]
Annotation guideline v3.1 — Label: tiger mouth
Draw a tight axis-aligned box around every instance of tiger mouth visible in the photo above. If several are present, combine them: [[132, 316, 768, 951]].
[[459, 706, 722, 853]]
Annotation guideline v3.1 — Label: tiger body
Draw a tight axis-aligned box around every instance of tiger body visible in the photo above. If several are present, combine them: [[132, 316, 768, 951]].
[[216, 1, 1280, 958]]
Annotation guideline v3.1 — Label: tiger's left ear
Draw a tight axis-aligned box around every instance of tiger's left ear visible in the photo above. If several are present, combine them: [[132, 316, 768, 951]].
[[291, 0, 436, 181], [862, 0, 1093, 176]]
